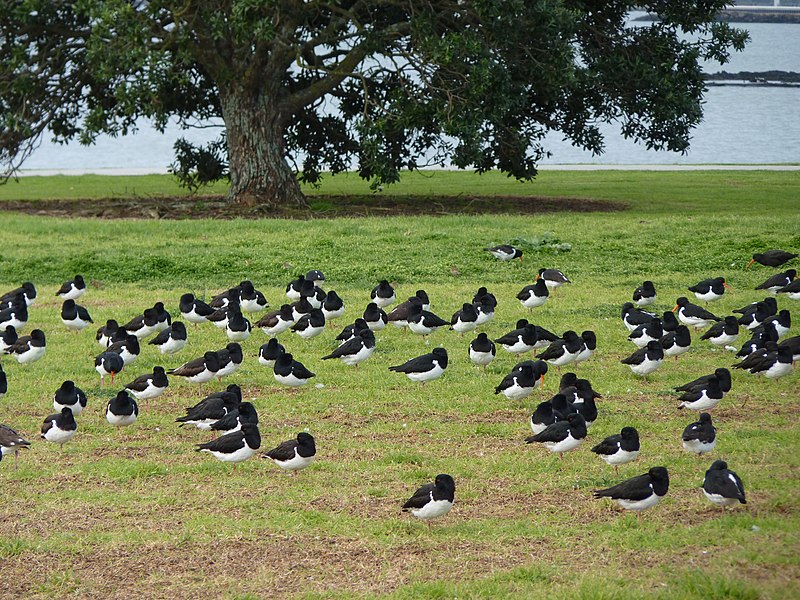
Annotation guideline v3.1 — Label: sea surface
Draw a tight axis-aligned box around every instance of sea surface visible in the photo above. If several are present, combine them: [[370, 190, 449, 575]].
[[19, 20, 800, 171]]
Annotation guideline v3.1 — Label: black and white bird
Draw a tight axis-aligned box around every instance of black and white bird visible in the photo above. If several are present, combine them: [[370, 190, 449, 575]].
[[95, 351, 124, 386], [702, 460, 746, 508], [673, 297, 721, 330], [1, 282, 36, 307], [529, 401, 557, 435], [737, 300, 776, 331], [756, 310, 791, 339], [370, 280, 396, 308], [125, 366, 169, 401], [591, 427, 641, 476], [450, 302, 479, 335], [41, 407, 77, 449], [688, 276, 730, 303], [0, 298, 27, 330], [106, 333, 140, 366], [407, 304, 449, 338], [632, 280, 657, 307], [677, 377, 724, 411], [402, 473, 455, 529], [573, 330, 597, 366], [674, 368, 732, 396], [262, 432, 316, 474], [237, 280, 268, 313], [106, 391, 139, 428], [215, 342, 244, 379], [621, 302, 657, 332], [733, 296, 777, 318], [225, 307, 252, 342], [195, 422, 261, 472], [322, 328, 375, 367], [389, 348, 448, 385], [95, 319, 119, 347], [628, 317, 663, 348], [207, 302, 233, 329], [756, 269, 796, 295], [123, 307, 160, 339], [537, 330, 583, 372], [0, 424, 31, 470], [210, 402, 259, 436], [300, 279, 326, 309], [621, 340, 664, 379], [9, 329, 46, 364], [285, 275, 306, 301], [485, 244, 523, 262], [700, 316, 740, 346], [210, 285, 239, 309], [472, 295, 496, 327], [154, 301, 174, 331], [681, 412, 716, 454], [0, 325, 17, 354], [258, 338, 285, 368], [779, 335, 800, 364], [179, 292, 215, 325], [734, 343, 793, 379], [255, 304, 296, 337], [321, 290, 345, 324], [777, 279, 800, 301], [305, 269, 326, 286], [177, 385, 241, 431], [291, 308, 326, 340], [525, 413, 587, 458], [537, 268, 571, 290], [660, 325, 692, 360], [273, 352, 316, 387], [517, 278, 549, 311], [0, 364, 5, 400], [149, 321, 188, 354], [494, 362, 545, 401], [56, 275, 87, 301], [386, 293, 427, 329], [593, 466, 670, 512], [289, 297, 314, 323], [363, 302, 388, 331], [468, 332, 496, 369], [53, 380, 88, 417], [168, 351, 221, 393], [495, 320, 538, 355]]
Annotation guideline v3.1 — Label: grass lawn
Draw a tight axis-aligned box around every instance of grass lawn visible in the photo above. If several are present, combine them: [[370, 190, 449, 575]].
[[0, 170, 798, 598]]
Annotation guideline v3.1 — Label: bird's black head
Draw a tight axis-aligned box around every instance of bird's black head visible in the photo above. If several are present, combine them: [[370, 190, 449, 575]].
[[226, 343, 243, 360], [515, 318, 529, 329], [203, 351, 221, 371], [621, 427, 639, 440], [698, 412, 712, 424], [31, 329, 46, 342], [60, 380, 75, 392], [297, 431, 316, 450], [239, 402, 259, 423], [648, 466, 669, 492], [709, 459, 728, 471], [532, 360, 548, 377], [435, 474, 455, 493], [62, 299, 75, 310], [432, 348, 448, 363], [415, 290, 429, 303], [559, 372, 578, 388], [172, 321, 187, 334], [476, 332, 489, 341]]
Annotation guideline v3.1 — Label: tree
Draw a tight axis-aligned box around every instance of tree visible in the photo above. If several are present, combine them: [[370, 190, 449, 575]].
[[0, 1, 746, 207]]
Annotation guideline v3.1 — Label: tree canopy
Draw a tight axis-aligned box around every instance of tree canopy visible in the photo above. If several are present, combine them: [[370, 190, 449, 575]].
[[0, 1, 747, 206]]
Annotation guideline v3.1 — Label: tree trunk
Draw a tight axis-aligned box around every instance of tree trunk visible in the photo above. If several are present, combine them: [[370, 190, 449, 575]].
[[219, 88, 306, 208]]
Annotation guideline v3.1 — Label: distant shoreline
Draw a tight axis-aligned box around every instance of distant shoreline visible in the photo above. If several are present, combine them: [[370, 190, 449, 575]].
[[634, 10, 800, 24]]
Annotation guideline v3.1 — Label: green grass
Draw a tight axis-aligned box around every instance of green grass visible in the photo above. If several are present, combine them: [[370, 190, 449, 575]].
[[0, 170, 798, 598]]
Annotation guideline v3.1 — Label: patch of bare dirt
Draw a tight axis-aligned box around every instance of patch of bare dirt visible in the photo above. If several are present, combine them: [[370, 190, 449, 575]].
[[0, 194, 626, 220]]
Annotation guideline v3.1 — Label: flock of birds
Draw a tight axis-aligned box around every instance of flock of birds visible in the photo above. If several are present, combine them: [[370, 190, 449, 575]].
[[0, 245, 798, 525]]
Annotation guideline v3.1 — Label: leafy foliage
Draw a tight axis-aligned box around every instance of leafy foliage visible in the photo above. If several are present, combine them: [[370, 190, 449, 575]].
[[0, 1, 748, 202]]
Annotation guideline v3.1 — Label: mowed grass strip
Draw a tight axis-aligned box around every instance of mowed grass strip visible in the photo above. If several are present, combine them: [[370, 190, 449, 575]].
[[0, 171, 798, 598]]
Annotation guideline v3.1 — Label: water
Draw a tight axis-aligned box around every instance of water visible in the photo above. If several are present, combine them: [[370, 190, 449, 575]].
[[19, 21, 800, 171]]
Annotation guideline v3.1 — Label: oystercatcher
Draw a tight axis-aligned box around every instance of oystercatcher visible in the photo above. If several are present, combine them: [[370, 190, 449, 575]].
[[56, 275, 86, 300], [262, 431, 316, 475], [363, 302, 388, 331], [60, 299, 92, 332], [255, 304, 295, 337], [485, 244, 522, 262], [195, 422, 261, 472], [0, 424, 30, 469], [628, 317, 663, 348], [258, 338, 285, 368], [125, 366, 169, 401], [700, 316, 740, 346], [168, 351, 221, 394], [676, 367, 732, 393], [733, 296, 777, 317], [215, 343, 243, 379], [469, 332, 496, 369], [621, 302, 657, 332], [525, 413, 587, 458], [537, 330, 583, 372], [149, 321, 188, 354], [621, 340, 664, 379], [529, 401, 557, 435], [106, 391, 139, 428], [673, 297, 721, 330], [335, 318, 370, 344], [756, 270, 796, 295], [779, 335, 800, 364], [273, 352, 315, 387], [389, 348, 448, 385], [285, 275, 306, 300], [495, 363, 540, 401], [225, 307, 252, 342], [179, 293, 215, 325], [536, 268, 570, 290], [107, 334, 140, 366], [95, 319, 119, 347], [41, 407, 77, 449], [688, 277, 730, 303], [177, 386, 241, 431], [755, 310, 791, 339], [494, 320, 538, 355], [517, 279, 549, 311], [291, 308, 326, 339], [0, 325, 17, 354], [681, 412, 716, 454], [370, 280, 396, 308], [747, 250, 797, 269], [123, 307, 160, 339], [735, 343, 793, 379], [53, 380, 88, 416], [591, 427, 640, 475], [0, 364, 5, 400], [407, 304, 449, 338], [95, 351, 124, 386], [9, 329, 46, 364], [678, 377, 723, 411], [633, 281, 657, 307], [322, 328, 375, 367], [702, 460, 746, 508], [237, 280, 268, 313], [402, 473, 455, 529], [472, 295, 496, 327], [0, 298, 27, 330], [0, 282, 36, 307], [593, 466, 669, 512], [777, 279, 800, 300], [387, 292, 428, 329], [321, 290, 345, 324], [210, 402, 259, 436], [450, 303, 479, 335]]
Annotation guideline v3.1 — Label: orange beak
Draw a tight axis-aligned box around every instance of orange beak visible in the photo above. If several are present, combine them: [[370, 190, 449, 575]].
[[746, 259, 755, 269], [540, 375, 545, 388], [672, 304, 679, 313], [723, 282, 732, 290]]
